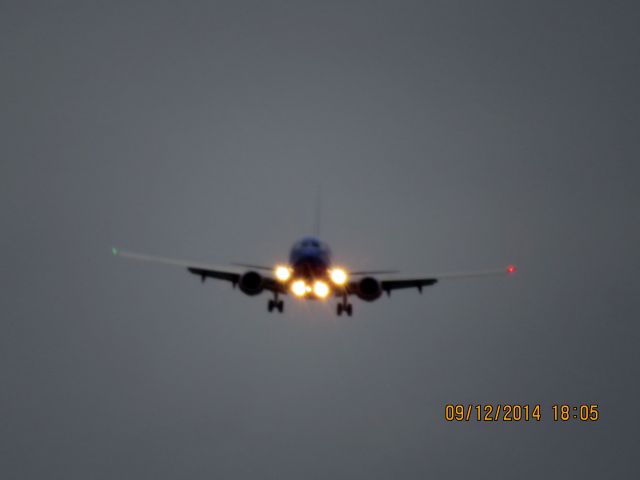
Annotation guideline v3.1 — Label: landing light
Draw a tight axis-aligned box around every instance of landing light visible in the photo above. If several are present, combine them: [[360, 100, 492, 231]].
[[329, 268, 348, 285], [275, 265, 291, 282], [291, 280, 307, 297], [313, 280, 330, 299]]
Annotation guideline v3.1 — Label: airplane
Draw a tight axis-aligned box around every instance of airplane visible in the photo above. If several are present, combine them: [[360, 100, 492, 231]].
[[112, 236, 516, 316]]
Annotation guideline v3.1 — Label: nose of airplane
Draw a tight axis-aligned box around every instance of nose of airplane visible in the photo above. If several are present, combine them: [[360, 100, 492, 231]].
[[300, 246, 317, 257], [296, 251, 320, 265]]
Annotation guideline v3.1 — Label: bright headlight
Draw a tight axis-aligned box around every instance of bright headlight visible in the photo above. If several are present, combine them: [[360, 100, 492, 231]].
[[291, 280, 307, 297], [313, 280, 330, 298], [275, 265, 291, 282], [329, 268, 348, 285]]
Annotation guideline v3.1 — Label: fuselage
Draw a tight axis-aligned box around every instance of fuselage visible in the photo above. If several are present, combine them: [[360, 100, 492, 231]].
[[288, 236, 332, 280]]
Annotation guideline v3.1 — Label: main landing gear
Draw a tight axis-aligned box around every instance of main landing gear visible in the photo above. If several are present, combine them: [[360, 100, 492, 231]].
[[267, 293, 284, 313], [336, 296, 353, 317]]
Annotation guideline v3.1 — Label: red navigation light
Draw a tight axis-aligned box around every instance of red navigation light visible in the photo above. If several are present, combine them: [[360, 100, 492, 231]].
[[506, 265, 516, 274]]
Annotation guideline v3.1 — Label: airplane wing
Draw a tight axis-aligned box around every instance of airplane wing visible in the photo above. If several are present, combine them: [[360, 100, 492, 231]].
[[346, 266, 516, 295], [113, 247, 242, 281], [350, 269, 399, 275], [112, 248, 284, 293], [230, 262, 274, 271]]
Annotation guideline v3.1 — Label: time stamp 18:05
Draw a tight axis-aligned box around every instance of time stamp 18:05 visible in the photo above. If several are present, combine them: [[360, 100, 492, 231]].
[[444, 404, 600, 422]]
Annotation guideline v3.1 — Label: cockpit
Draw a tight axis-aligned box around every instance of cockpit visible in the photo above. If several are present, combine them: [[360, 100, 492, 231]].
[[294, 236, 322, 250]]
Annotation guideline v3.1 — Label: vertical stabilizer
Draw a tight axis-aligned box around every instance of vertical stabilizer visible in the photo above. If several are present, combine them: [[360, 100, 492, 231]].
[[313, 185, 322, 237]]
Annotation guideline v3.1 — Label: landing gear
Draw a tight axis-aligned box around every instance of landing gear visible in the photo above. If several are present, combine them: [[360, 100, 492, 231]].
[[268, 295, 284, 313], [336, 298, 353, 317]]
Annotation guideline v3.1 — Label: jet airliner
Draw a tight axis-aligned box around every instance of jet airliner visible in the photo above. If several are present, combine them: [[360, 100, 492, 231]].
[[113, 236, 515, 316]]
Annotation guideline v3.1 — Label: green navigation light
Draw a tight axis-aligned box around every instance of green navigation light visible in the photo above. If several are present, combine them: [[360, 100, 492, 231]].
[[112, 247, 119, 256]]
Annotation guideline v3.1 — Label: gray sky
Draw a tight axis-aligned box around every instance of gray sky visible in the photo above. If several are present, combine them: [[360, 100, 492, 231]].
[[1, 1, 639, 478]]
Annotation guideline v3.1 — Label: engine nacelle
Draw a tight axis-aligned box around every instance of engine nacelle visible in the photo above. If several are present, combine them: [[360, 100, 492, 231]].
[[238, 271, 264, 296], [356, 276, 382, 302]]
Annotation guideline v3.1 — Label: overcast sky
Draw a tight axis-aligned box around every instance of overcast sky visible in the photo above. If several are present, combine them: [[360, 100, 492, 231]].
[[1, 1, 639, 478]]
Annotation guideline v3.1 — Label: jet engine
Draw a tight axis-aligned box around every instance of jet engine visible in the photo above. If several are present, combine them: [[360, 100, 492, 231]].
[[356, 277, 382, 301], [238, 271, 264, 296]]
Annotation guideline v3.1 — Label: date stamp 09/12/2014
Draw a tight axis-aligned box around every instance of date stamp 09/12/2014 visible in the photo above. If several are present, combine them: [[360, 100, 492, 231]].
[[444, 404, 600, 423]]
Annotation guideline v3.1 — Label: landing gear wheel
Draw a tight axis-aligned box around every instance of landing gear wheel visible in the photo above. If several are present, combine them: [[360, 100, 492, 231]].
[[345, 304, 353, 316], [267, 299, 275, 312], [277, 300, 284, 313], [337, 303, 343, 316]]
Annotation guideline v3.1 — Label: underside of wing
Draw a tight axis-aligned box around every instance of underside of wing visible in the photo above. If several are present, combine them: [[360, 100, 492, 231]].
[[344, 266, 516, 298], [114, 248, 289, 295], [380, 277, 438, 292]]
